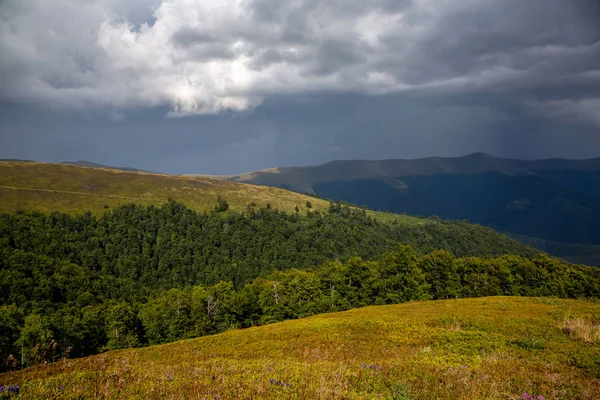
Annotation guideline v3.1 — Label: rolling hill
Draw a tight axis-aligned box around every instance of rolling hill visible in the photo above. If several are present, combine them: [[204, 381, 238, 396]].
[[0, 161, 331, 216], [0, 160, 541, 258], [61, 160, 148, 173], [1, 297, 598, 399], [223, 153, 600, 265]]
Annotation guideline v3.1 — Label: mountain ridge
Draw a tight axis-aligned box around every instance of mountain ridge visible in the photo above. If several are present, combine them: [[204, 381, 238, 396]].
[[222, 153, 600, 265]]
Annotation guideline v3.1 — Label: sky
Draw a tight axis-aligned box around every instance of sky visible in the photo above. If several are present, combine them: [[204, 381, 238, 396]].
[[1, 0, 599, 174]]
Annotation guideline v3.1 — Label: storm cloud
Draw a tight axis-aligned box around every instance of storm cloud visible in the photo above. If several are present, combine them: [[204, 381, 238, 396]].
[[1, 0, 598, 119], [0, 0, 599, 173]]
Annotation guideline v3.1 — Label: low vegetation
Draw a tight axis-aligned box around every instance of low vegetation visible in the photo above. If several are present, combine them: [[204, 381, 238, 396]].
[[0, 161, 331, 215], [560, 316, 600, 344], [1, 297, 599, 399]]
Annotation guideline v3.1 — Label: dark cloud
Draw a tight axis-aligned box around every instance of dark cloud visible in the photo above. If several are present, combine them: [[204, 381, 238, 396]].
[[0, 0, 599, 171]]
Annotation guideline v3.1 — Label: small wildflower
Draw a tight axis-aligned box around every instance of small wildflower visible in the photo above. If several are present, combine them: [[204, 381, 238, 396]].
[[537, 396, 545, 400], [0, 385, 5, 393], [269, 378, 275, 384], [285, 382, 291, 388], [8, 386, 20, 394], [521, 394, 534, 400]]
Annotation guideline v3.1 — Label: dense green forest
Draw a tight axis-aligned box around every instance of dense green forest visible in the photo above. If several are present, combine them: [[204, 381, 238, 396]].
[[1, 201, 598, 372]]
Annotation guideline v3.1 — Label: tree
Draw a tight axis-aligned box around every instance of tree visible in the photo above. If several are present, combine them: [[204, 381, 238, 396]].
[[104, 302, 140, 350], [374, 245, 430, 304], [16, 314, 53, 367], [0, 305, 23, 371], [139, 289, 190, 345], [214, 196, 229, 213], [191, 281, 237, 335], [420, 250, 459, 299]]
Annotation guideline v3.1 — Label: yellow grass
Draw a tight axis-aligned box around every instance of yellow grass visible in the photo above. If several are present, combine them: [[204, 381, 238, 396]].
[[2, 297, 599, 399], [560, 316, 600, 343], [0, 161, 425, 226], [0, 162, 330, 215]]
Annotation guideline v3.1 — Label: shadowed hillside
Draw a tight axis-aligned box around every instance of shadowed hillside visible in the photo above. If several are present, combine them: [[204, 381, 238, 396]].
[[226, 153, 600, 265]]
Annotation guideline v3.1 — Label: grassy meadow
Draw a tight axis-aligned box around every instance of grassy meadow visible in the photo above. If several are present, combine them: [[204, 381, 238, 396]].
[[0, 161, 425, 226], [0, 162, 331, 216], [1, 297, 599, 399]]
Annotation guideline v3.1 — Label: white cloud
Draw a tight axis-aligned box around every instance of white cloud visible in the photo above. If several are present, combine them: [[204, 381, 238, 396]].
[[0, 0, 598, 116]]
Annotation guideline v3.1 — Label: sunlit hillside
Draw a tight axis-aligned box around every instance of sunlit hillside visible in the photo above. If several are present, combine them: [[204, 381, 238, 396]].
[[1, 297, 599, 399], [0, 161, 331, 215]]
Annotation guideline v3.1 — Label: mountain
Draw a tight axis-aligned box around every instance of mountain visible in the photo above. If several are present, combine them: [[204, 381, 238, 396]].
[[2, 297, 598, 399], [225, 153, 600, 265]]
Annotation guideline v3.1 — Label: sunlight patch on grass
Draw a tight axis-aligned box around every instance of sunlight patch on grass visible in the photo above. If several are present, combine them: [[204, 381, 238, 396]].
[[560, 316, 600, 343]]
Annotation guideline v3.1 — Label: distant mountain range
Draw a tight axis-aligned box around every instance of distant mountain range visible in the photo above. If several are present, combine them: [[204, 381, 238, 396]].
[[224, 153, 600, 264]]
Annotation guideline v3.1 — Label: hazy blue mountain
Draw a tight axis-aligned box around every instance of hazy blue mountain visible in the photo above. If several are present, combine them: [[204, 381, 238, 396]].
[[228, 153, 600, 265]]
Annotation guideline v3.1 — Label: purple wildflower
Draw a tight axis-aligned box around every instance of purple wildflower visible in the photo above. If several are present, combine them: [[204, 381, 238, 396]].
[[0, 386, 5, 393], [8, 386, 20, 394], [537, 396, 545, 400], [521, 394, 534, 400]]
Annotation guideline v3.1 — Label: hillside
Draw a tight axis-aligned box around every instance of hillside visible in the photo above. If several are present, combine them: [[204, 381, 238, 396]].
[[0, 160, 540, 257], [224, 153, 600, 265], [1, 297, 599, 399], [61, 160, 147, 173], [0, 161, 331, 215]]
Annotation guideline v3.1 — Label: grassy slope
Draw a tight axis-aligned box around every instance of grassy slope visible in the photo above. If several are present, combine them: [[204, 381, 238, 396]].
[[0, 161, 332, 215], [0, 161, 425, 227], [2, 297, 599, 399]]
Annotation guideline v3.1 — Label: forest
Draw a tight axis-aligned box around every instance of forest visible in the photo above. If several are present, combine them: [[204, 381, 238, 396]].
[[1, 201, 599, 372]]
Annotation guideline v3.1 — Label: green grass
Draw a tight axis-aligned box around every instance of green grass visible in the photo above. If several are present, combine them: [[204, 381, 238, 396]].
[[0, 161, 426, 226], [0, 162, 332, 216], [367, 210, 426, 227], [2, 297, 599, 399]]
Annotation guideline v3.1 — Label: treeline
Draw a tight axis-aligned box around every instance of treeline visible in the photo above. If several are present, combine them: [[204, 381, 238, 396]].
[[0, 200, 536, 289], [1, 201, 597, 371]]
